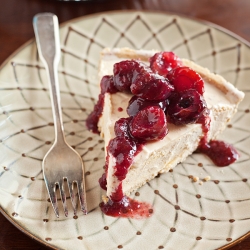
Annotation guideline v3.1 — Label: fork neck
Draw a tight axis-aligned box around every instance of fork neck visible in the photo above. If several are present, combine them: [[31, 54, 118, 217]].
[[47, 61, 65, 144]]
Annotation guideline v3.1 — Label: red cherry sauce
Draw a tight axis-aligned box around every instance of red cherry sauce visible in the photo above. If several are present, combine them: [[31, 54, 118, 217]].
[[86, 76, 118, 133], [99, 118, 153, 218], [87, 72, 154, 218], [197, 113, 239, 166], [199, 139, 238, 166], [100, 196, 152, 219]]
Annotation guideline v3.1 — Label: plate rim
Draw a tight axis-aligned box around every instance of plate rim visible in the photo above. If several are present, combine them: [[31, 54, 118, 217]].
[[0, 9, 250, 250]]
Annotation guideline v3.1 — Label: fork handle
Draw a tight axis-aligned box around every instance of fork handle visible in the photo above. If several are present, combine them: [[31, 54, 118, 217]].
[[33, 13, 65, 143]]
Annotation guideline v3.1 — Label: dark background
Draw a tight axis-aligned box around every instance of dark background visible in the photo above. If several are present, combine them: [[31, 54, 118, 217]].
[[0, 0, 250, 249]]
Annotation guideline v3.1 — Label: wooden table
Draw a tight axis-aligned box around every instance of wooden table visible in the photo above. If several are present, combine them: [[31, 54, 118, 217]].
[[0, 0, 250, 249]]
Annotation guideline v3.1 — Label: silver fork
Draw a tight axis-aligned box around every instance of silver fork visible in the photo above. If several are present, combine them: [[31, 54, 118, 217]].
[[33, 13, 87, 217]]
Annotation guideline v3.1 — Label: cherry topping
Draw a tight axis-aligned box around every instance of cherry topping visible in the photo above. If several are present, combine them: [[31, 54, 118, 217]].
[[114, 118, 131, 137], [129, 106, 168, 140], [131, 71, 174, 101], [113, 60, 143, 92], [150, 51, 183, 77], [198, 140, 239, 166], [86, 75, 118, 134], [168, 89, 207, 125], [100, 75, 117, 94], [127, 96, 168, 117], [168, 66, 205, 95]]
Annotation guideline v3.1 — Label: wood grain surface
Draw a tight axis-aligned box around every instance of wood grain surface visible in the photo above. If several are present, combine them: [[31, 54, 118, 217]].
[[0, 0, 250, 249]]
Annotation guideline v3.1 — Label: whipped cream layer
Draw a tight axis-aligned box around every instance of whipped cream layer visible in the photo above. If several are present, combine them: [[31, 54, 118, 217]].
[[98, 48, 244, 197]]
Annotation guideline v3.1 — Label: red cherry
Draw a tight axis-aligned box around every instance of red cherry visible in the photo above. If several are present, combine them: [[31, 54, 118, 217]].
[[168, 89, 207, 125], [130, 71, 174, 101], [113, 60, 144, 92], [129, 106, 168, 140], [114, 118, 131, 137], [150, 51, 183, 77], [109, 136, 136, 157], [167, 66, 204, 95], [100, 75, 118, 94], [127, 96, 168, 117]]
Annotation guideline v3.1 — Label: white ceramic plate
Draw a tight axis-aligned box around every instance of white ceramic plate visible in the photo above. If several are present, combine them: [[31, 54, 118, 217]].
[[1, 10, 250, 250]]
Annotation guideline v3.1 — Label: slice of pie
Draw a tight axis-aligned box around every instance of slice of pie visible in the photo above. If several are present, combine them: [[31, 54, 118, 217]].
[[87, 47, 244, 216]]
